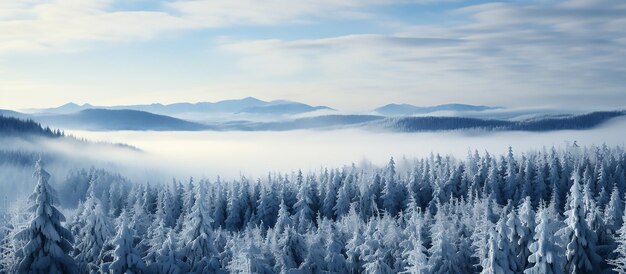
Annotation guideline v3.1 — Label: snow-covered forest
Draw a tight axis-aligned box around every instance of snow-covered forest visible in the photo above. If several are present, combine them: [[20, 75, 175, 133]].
[[2, 144, 626, 274]]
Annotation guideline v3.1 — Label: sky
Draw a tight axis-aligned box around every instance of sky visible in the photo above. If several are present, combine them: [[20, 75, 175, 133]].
[[0, 0, 625, 112]]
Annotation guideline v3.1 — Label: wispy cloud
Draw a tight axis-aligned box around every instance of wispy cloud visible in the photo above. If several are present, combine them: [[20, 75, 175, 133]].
[[0, 0, 624, 110], [0, 0, 436, 53], [217, 0, 626, 108]]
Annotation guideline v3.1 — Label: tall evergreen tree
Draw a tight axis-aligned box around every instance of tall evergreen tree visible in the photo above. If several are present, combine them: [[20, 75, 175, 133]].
[[524, 204, 564, 274], [325, 224, 348, 273], [559, 171, 602, 274], [180, 182, 218, 273], [74, 198, 113, 273], [604, 186, 624, 231], [428, 205, 461, 274], [102, 216, 145, 274], [514, 196, 536, 270], [14, 159, 77, 274], [480, 217, 519, 274], [382, 157, 404, 215], [154, 229, 184, 274], [294, 180, 316, 233], [609, 198, 626, 273]]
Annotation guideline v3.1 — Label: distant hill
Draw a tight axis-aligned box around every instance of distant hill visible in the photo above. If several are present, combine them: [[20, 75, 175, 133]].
[[0, 109, 30, 120], [0, 115, 64, 137], [219, 115, 383, 131], [35, 109, 209, 131], [206, 111, 625, 131], [35, 102, 95, 115], [33, 97, 333, 117], [7, 102, 624, 133], [107, 97, 269, 115], [379, 111, 626, 132], [238, 103, 334, 115], [375, 103, 499, 116]]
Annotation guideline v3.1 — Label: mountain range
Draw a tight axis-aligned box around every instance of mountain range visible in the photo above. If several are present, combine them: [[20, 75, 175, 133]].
[[33, 98, 501, 117], [35, 97, 334, 117], [2, 107, 624, 132], [34, 109, 209, 131], [4, 97, 623, 132]]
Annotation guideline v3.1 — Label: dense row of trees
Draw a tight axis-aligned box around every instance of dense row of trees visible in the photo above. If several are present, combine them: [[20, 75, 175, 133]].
[[389, 111, 626, 132], [0, 116, 64, 138], [1, 144, 626, 273]]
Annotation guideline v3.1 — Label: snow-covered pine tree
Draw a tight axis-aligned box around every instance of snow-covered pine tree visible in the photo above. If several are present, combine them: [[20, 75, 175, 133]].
[[504, 208, 524, 271], [294, 179, 316, 233], [167, 180, 183, 228], [503, 147, 518, 204], [225, 184, 245, 231], [175, 179, 195, 232], [102, 216, 145, 274], [361, 224, 394, 274], [180, 181, 219, 273], [14, 159, 77, 274], [559, 170, 602, 273], [608, 199, 626, 274], [0, 213, 19, 273], [358, 175, 380, 220], [322, 170, 341, 220], [480, 217, 519, 274], [533, 158, 548, 206], [227, 238, 272, 274], [298, 231, 325, 274], [274, 199, 293, 234], [154, 229, 184, 274], [142, 205, 169, 271], [74, 198, 113, 273], [382, 157, 404, 215], [480, 227, 510, 274], [524, 204, 564, 274], [256, 183, 280, 229], [325, 224, 347, 273], [400, 222, 428, 274], [275, 226, 307, 273], [334, 183, 351, 220], [212, 183, 228, 229], [428, 204, 461, 274], [160, 186, 178, 229], [484, 161, 503, 205], [346, 226, 366, 274], [604, 186, 624, 232], [514, 196, 536, 270], [130, 185, 152, 239]]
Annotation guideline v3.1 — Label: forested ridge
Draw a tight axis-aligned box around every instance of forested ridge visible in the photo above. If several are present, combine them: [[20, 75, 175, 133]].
[[0, 115, 63, 138], [1, 144, 626, 273], [385, 110, 626, 132]]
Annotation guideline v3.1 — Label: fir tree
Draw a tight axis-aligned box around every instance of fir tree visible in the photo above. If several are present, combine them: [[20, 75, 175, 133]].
[[559, 171, 602, 274], [608, 199, 626, 273], [14, 159, 77, 274], [102, 217, 145, 274], [525, 205, 564, 274], [180, 182, 218, 273], [74, 198, 113, 273]]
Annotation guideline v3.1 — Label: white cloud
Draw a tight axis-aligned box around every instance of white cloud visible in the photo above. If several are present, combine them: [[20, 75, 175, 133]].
[[0, 0, 624, 110], [0, 0, 196, 53], [216, 0, 626, 108], [167, 0, 444, 25], [0, 0, 438, 53]]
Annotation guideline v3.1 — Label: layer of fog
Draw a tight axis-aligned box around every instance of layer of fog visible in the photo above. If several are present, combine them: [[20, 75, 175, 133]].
[[0, 136, 157, 201], [64, 116, 626, 181], [1, 116, 624, 207]]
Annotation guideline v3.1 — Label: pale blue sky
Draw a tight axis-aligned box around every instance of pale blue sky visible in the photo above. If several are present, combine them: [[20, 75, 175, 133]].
[[0, 0, 624, 111]]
